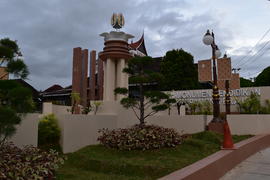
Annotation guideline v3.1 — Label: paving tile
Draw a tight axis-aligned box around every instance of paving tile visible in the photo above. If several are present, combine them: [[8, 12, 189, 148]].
[[220, 147, 270, 180]]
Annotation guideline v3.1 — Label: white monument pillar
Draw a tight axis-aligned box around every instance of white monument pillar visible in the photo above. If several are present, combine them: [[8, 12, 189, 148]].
[[116, 58, 128, 100], [103, 60, 107, 100], [99, 31, 134, 101]]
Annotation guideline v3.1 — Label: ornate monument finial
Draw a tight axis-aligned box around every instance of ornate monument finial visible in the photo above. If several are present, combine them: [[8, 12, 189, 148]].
[[111, 13, 125, 30]]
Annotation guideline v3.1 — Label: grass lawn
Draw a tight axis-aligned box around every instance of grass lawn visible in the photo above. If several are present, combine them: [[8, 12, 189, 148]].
[[56, 131, 252, 180]]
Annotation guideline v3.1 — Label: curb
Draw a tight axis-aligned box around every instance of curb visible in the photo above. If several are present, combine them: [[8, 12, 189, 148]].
[[158, 134, 270, 180]]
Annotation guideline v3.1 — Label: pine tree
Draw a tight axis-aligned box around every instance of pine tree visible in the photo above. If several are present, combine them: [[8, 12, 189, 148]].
[[114, 56, 175, 125], [0, 38, 33, 146]]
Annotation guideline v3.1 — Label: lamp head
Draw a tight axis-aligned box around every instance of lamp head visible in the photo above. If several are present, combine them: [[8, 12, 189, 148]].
[[215, 46, 222, 58], [203, 29, 214, 45]]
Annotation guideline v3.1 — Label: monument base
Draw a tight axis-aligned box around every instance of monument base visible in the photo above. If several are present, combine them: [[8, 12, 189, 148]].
[[208, 122, 224, 134]]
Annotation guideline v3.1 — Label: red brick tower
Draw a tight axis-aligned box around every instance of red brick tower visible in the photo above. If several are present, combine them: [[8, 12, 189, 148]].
[[89, 50, 96, 100], [72, 47, 88, 113]]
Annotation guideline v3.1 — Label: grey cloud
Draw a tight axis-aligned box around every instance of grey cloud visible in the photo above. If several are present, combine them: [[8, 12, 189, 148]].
[[231, 41, 270, 78], [1, 0, 266, 90]]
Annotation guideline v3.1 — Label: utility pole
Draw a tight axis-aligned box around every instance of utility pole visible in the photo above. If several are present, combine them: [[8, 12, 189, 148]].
[[232, 68, 241, 74]]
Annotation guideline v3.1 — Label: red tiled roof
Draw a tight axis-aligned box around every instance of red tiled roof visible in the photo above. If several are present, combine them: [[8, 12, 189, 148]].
[[44, 84, 63, 93], [129, 34, 148, 56]]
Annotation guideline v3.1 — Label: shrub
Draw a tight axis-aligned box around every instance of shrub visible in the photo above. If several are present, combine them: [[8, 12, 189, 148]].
[[0, 142, 65, 179], [236, 92, 261, 114], [187, 101, 212, 115], [235, 93, 270, 114], [98, 124, 183, 150], [38, 114, 61, 152]]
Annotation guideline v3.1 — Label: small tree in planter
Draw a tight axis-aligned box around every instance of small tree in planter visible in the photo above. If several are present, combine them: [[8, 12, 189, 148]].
[[114, 56, 175, 125], [92, 101, 102, 115], [70, 92, 80, 114]]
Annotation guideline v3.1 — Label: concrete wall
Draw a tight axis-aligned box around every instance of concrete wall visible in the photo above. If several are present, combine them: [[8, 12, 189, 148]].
[[56, 100, 214, 153], [9, 113, 40, 148], [42, 102, 71, 115], [148, 115, 211, 134], [52, 104, 71, 114], [57, 114, 210, 153], [57, 102, 270, 153], [228, 115, 270, 135], [9, 101, 270, 153], [56, 114, 118, 153]]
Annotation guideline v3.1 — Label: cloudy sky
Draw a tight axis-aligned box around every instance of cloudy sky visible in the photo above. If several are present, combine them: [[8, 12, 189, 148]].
[[1, 0, 270, 90]]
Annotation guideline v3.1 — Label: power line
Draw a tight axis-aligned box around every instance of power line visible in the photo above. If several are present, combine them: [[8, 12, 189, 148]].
[[241, 70, 261, 78], [237, 39, 270, 68], [240, 49, 270, 77], [234, 27, 270, 67], [240, 46, 270, 74]]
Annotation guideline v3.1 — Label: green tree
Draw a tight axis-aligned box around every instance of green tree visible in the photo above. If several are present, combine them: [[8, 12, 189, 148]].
[[240, 77, 254, 87], [0, 38, 33, 146], [160, 49, 199, 90], [255, 66, 270, 86], [0, 38, 29, 79], [115, 56, 174, 126]]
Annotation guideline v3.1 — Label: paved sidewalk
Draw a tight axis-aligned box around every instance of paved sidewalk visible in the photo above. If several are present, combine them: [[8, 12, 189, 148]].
[[221, 147, 270, 180]]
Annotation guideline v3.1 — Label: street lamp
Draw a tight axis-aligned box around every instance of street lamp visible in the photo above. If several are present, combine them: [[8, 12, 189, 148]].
[[203, 30, 222, 123]]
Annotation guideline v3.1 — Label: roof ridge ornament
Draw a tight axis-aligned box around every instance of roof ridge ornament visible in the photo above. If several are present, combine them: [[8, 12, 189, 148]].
[[111, 13, 125, 30]]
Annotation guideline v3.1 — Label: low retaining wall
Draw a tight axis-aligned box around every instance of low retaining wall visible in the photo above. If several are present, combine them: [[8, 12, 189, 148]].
[[56, 112, 270, 153], [57, 114, 211, 153], [57, 114, 118, 153], [9, 113, 40, 148], [158, 134, 270, 180], [228, 115, 270, 135], [8, 111, 270, 154]]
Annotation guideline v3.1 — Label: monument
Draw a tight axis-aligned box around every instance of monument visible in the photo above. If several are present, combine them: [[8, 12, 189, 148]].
[[99, 13, 134, 101]]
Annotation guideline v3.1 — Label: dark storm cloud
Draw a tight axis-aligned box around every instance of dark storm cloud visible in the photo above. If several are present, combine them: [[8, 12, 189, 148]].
[[0, 0, 257, 89]]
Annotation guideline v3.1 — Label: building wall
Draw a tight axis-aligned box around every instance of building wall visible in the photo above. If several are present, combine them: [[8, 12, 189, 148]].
[[0, 67, 9, 80]]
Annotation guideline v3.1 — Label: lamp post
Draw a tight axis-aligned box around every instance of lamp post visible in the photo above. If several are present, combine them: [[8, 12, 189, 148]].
[[203, 30, 222, 123]]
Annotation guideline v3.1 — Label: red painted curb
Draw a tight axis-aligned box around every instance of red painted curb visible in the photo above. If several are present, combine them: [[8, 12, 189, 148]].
[[158, 134, 270, 180]]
